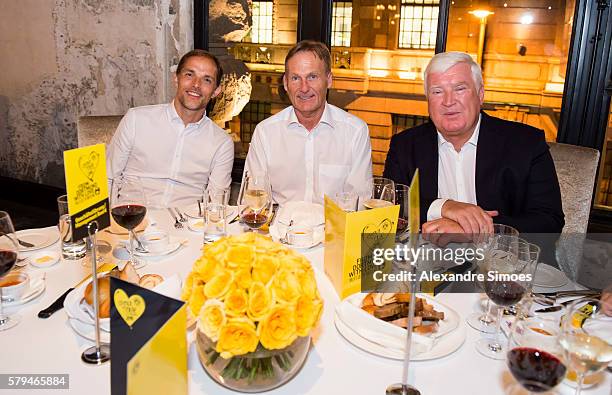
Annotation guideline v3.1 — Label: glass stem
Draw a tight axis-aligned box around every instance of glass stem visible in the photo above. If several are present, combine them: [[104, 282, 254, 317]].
[[128, 230, 135, 264], [481, 298, 493, 324], [491, 306, 504, 352], [0, 287, 5, 325], [575, 373, 585, 395]]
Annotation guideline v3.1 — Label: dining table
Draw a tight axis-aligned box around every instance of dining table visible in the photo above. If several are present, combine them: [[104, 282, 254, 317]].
[[1, 207, 610, 395]]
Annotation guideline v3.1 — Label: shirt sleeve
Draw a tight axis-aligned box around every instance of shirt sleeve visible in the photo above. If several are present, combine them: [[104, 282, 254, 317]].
[[427, 198, 448, 221], [345, 121, 373, 201], [106, 110, 135, 187], [207, 134, 234, 192]]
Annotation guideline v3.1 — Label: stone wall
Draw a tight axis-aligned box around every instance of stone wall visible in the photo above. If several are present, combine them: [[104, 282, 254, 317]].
[[0, 0, 192, 187]]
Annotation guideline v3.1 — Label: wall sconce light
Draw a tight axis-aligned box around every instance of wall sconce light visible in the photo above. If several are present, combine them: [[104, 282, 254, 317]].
[[468, 9, 494, 67], [520, 14, 534, 24]]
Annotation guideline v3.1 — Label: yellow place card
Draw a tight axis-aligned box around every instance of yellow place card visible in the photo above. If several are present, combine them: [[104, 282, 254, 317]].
[[63, 144, 110, 239], [324, 196, 399, 299]]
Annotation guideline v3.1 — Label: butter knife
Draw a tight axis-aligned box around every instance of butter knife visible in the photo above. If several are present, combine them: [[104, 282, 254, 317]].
[[37, 263, 117, 319]]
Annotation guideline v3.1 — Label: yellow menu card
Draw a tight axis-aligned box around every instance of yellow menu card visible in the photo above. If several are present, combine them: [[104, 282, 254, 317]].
[[324, 196, 399, 299]]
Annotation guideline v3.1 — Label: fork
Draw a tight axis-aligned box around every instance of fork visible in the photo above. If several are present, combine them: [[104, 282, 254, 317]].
[[131, 230, 149, 253], [167, 208, 183, 229], [174, 207, 187, 223]]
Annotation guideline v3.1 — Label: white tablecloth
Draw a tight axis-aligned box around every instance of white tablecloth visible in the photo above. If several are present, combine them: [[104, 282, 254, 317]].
[[1, 209, 609, 395]]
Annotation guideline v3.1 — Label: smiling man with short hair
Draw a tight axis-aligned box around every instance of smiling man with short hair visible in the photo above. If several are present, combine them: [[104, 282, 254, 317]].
[[245, 40, 372, 205], [107, 49, 234, 208], [383, 51, 564, 234]]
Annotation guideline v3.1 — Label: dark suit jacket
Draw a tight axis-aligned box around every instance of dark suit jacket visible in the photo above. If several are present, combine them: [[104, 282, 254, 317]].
[[383, 112, 564, 233]]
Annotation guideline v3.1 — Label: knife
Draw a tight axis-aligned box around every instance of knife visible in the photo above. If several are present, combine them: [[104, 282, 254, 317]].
[[534, 305, 563, 313], [37, 263, 117, 319]]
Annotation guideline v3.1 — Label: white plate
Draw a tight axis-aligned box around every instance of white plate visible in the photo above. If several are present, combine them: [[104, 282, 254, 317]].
[[182, 205, 239, 221], [534, 264, 568, 288], [269, 223, 324, 249], [133, 240, 182, 257], [29, 250, 60, 268], [334, 311, 467, 361], [16, 228, 59, 252], [64, 278, 110, 332], [68, 318, 110, 344], [2, 276, 46, 307]]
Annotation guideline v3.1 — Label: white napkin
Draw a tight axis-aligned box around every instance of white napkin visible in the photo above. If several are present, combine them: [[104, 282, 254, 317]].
[[336, 293, 435, 356], [151, 274, 182, 299]]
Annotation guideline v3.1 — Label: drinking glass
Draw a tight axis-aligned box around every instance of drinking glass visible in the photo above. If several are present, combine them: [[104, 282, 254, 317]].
[[334, 191, 359, 212], [506, 311, 567, 394], [57, 195, 87, 260], [466, 224, 519, 333], [364, 177, 395, 209], [110, 176, 147, 267], [560, 298, 612, 395], [394, 183, 410, 242], [0, 211, 20, 330], [238, 172, 272, 232], [476, 235, 532, 359]]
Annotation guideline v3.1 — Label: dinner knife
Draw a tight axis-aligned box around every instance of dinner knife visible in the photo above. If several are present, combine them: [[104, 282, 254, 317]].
[[37, 263, 117, 319]]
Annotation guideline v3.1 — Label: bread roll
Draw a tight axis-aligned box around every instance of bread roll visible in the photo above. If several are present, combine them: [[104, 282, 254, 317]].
[[84, 277, 111, 318], [138, 274, 163, 289]]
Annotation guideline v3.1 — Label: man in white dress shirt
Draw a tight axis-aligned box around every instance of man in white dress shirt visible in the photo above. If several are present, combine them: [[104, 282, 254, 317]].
[[107, 50, 234, 208], [245, 40, 373, 205], [383, 52, 563, 236]]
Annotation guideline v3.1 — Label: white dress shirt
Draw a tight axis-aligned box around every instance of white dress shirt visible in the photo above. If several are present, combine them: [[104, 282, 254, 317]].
[[245, 103, 373, 205], [106, 102, 234, 208], [427, 115, 481, 221]]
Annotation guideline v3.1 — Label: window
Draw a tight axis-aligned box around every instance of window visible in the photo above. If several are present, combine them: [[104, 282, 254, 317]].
[[392, 114, 429, 135], [240, 101, 271, 144], [398, 0, 439, 49], [251, 1, 273, 44], [331, 1, 352, 47]]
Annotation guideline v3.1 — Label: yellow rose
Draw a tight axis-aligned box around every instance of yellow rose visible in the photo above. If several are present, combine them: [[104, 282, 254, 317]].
[[295, 295, 323, 336], [188, 284, 207, 316], [193, 256, 221, 282], [225, 244, 254, 270], [258, 305, 298, 350], [204, 270, 234, 300], [297, 268, 319, 300], [181, 271, 196, 301], [216, 317, 259, 358], [271, 269, 301, 304], [234, 268, 253, 290], [247, 282, 273, 322], [198, 299, 226, 342], [282, 252, 311, 272], [204, 238, 228, 258], [252, 255, 278, 285], [224, 288, 248, 317]]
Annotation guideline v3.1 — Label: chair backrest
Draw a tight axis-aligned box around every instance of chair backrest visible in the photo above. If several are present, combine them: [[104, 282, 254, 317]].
[[548, 142, 600, 233], [77, 115, 124, 147]]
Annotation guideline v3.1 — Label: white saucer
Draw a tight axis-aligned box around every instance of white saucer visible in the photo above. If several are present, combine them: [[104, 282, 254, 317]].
[[29, 250, 60, 268], [16, 228, 59, 252], [269, 223, 324, 249], [68, 318, 110, 344], [534, 264, 568, 288], [2, 276, 46, 306]]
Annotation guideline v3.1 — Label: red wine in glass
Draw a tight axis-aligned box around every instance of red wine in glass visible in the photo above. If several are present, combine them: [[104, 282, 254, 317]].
[[507, 347, 567, 392], [396, 218, 409, 234], [484, 280, 525, 306], [0, 250, 17, 276], [111, 205, 147, 230], [241, 212, 268, 230]]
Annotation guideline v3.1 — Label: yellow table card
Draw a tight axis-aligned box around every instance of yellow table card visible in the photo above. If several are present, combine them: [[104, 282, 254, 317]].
[[111, 278, 187, 395], [63, 144, 110, 239], [324, 196, 399, 299]]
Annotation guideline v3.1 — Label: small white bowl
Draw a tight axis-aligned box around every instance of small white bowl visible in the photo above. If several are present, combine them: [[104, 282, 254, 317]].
[[30, 250, 60, 268], [0, 272, 30, 301], [141, 230, 170, 253], [287, 226, 315, 248]]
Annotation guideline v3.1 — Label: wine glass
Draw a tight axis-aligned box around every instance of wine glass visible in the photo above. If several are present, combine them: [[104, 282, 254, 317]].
[[560, 297, 612, 395], [238, 172, 272, 232], [0, 211, 20, 330], [110, 176, 147, 268], [394, 183, 410, 242], [506, 310, 568, 394], [364, 177, 395, 209], [467, 224, 519, 333], [476, 235, 533, 359]]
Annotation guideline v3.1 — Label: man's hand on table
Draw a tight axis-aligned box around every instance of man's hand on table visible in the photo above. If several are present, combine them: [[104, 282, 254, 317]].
[[422, 218, 473, 247], [441, 200, 498, 234]]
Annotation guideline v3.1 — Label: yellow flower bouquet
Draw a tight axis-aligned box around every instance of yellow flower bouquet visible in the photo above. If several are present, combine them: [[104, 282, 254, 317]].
[[183, 232, 323, 392]]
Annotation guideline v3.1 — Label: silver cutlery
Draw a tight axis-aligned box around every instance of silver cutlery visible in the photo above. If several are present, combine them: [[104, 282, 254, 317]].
[[167, 208, 183, 229], [174, 207, 187, 223], [17, 238, 34, 248], [131, 231, 149, 253], [279, 220, 294, 244], [532, 290, 600, 306]]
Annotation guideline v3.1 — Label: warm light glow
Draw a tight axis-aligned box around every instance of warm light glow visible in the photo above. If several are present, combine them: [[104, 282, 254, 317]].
[[368, 69, 389, 78], [545, 82, 564, 93], [469, 9, 494, 19], [520, 14, 534, 24], [398, 71, 417, 80], [503, 3, 508, 7]]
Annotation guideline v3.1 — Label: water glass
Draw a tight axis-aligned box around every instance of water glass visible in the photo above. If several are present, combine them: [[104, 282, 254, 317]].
[[57, 195, 87, 260], [204, 203, 227, 244], [334, 191, 358, 212]]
